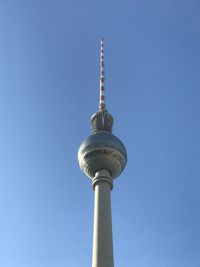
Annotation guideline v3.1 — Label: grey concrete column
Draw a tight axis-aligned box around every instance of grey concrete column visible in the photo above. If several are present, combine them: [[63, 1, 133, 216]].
[[92, 169, 114, 267]]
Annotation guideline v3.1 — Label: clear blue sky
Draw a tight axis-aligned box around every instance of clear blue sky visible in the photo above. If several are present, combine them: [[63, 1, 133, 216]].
[[0, 1, 200, 266]]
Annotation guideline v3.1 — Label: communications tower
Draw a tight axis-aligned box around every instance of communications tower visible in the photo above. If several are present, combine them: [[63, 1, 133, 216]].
[[78, 38, 127, 267]]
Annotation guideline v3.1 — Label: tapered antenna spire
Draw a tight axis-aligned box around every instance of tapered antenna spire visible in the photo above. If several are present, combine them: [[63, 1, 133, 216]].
[[99, 37, 106, 111]]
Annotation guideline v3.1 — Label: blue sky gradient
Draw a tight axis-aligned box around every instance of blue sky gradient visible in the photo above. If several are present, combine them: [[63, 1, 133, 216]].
[[0, 1, 200, 266]]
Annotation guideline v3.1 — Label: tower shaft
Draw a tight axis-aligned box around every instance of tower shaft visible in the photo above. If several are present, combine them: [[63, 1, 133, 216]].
[[92, 170, 114, 267]]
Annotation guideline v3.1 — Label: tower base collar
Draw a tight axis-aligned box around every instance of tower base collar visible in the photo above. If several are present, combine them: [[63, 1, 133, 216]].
[[92, 169, 113, 190]]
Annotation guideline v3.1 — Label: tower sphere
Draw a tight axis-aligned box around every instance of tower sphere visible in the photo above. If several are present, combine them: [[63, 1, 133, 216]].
[[78, 132, 127, 179]]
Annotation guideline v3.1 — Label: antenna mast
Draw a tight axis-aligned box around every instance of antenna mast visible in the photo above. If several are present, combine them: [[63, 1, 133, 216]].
[[99, 37, 106, 111]]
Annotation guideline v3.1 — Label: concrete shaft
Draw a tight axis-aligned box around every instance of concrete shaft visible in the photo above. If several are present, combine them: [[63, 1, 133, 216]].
[[92, 170, 114, 267]]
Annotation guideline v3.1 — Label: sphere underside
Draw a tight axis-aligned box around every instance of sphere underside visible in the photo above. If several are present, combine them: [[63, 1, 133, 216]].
[[78, 132, 127, 179]]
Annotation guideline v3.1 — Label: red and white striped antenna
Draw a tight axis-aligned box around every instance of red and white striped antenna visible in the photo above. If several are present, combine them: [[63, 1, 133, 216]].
[[99, 37, 106, 111]]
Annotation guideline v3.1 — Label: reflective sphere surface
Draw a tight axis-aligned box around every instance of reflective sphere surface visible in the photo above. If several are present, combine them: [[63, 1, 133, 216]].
[[78, 132, 127, 179]]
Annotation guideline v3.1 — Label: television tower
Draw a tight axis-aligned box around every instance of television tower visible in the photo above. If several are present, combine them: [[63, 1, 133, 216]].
[[78, 38, 127, 267]]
